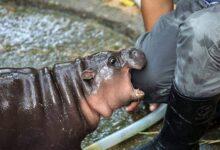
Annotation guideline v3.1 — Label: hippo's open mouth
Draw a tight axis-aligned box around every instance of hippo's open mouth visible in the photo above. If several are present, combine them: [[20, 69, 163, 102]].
[[123, 48, 146, 104], [126, 70, 145, 105]]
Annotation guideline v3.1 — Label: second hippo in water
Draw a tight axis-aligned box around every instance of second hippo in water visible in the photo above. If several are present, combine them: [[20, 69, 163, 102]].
[[0, 48, 146, 150]]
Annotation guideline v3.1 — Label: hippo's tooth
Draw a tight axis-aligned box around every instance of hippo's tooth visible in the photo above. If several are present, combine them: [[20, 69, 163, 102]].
[[130, 89, 145, 101], [124, 89, 144, 106], [134, 89, 145, 99]]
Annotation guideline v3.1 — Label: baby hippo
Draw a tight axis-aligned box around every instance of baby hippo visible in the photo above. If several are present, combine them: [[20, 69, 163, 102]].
[[0, 48, 146, 150]]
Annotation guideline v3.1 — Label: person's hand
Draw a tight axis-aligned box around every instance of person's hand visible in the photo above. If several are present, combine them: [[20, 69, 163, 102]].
[[125, 100, 140, 112], [149, 103, 159, 111], [125, 101, 159, 112]]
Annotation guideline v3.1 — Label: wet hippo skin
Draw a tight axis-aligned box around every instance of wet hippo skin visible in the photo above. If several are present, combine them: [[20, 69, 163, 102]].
[[0, 48, 146, 150]]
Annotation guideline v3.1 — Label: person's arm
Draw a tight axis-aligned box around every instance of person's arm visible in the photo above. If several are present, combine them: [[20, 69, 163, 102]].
[[141, 0, 174, 31], [126, 0, 174, 112], [141, 0, 173, 111]]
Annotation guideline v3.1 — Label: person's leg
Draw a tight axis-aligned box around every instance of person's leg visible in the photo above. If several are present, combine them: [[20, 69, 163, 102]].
[[139, 4, 220, 150], [132, 0, 205, 103], [132, 14, 178, 103], [175, 4, 220, 98]]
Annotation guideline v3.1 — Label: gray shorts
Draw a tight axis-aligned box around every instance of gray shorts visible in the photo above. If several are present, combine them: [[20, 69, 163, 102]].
[[132, 0, 220, 102]]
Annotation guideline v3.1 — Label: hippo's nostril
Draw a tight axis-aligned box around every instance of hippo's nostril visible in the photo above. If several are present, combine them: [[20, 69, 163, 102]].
[[131, 50, 138, 57], [131, 50, 144, 59]]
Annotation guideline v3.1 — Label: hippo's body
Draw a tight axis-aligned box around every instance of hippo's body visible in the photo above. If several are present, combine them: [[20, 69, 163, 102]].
[[0, 49, 146, 150], [0, 61, 92, 150]]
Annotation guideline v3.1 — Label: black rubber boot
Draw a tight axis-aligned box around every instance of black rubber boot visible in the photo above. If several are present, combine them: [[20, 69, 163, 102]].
[[215, 102, 220, 120], [137, 84, 220, 150], [210, 102, 220, 128]]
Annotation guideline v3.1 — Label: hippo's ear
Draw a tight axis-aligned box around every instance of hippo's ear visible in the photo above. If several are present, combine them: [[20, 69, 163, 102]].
[[81, 69, 96, 80]]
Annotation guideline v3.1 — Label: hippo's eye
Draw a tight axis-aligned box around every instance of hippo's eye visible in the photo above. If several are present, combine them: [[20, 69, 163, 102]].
[[108, 56, 118, 66]]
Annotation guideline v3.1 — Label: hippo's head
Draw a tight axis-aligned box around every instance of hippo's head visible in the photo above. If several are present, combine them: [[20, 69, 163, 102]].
[[79, 48, 147, 128]]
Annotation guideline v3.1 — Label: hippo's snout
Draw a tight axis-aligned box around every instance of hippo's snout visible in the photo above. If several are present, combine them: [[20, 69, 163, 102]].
[[130, 49, 146, 68], [122, 48, 147, 70]]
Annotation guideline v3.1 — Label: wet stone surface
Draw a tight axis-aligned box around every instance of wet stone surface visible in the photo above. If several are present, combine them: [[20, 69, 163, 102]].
[[0, 4, 132, 68]]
